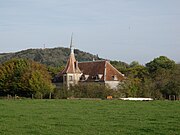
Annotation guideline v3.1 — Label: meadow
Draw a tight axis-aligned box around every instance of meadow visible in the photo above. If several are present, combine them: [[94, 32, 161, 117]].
[[0, 99, 179, 135]]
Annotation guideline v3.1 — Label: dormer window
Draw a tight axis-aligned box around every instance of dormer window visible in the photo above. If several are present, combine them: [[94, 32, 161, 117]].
[[98, 74, 103, 79], [85, 75, 89, 80], [93, 74, 103, 82], [80, 75, 85, 81], [80, 74, 89, 81], [95, 75, 99, 81]]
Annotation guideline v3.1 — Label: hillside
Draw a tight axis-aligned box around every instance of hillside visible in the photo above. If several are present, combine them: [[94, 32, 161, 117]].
[[0, 47, 101, 67]]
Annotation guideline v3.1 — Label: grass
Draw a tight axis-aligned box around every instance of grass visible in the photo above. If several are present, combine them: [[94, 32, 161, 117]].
[[0, 100, 179, 135]]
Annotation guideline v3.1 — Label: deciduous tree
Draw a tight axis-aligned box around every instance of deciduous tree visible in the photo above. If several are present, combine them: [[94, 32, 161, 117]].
[[0, 59, 55, 98]]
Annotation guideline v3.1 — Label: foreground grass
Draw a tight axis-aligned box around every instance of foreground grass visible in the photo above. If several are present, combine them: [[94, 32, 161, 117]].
[[0, 100, 179, 135]]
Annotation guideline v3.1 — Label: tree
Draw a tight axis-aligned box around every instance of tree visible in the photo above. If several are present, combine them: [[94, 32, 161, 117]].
[[0, 59, 55, 98], [146, 56, 175, 74], [47, 66, 65, 79], [162, 64, 180, 99], [110, 60, 129, 73], [129, 61, 140, 67], [120, 65, 149, 97], [145, 56, 176, 99]]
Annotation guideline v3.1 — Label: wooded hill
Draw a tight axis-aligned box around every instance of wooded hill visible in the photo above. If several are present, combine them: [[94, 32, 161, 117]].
[[0, 47, 101, 67]]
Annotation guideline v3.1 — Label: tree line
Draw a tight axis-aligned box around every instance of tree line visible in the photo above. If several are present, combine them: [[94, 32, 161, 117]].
[[111, 56, 180, 100], [0, 56, 179, 99]]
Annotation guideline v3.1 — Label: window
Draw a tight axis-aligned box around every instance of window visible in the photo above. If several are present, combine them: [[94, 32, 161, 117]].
[[69, 76, 73, 81], [80, 75, 85, 81], [112, 75, 118, 81], [95, 75, 99, 81]]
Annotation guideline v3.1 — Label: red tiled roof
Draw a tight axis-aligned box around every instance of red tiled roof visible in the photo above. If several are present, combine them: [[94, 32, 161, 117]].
[[78, 61, 106, 81], [78, 60, 125, 81], [105, 61, 125, 81], [61, 53, 81, 74]]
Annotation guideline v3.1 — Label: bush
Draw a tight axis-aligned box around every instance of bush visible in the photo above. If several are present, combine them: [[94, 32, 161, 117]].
[[53, 83, 118, 99]]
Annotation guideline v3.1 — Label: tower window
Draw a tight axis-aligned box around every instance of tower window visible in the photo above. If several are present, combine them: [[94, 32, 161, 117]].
[[69, 76, 73, 81]]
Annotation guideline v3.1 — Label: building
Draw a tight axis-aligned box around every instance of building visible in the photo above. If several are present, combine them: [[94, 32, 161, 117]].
[[54, 39, 125, 89]]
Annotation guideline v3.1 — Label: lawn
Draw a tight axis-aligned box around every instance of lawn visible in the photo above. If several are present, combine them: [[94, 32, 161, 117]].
[[0, 100, 179, 135]]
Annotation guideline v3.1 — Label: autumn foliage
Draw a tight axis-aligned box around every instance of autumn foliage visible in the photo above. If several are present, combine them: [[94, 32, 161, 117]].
[[0, 59, 55, 98]]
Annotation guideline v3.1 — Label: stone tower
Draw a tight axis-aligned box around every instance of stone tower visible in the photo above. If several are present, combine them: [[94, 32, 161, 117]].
[[60, 34, 82, 88]]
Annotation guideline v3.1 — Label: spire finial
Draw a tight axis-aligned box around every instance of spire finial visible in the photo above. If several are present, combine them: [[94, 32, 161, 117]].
[[70, 33, 74, 54]]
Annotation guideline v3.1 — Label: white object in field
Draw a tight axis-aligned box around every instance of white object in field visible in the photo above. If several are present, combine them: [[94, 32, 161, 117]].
[[120, 98, 153, 101]]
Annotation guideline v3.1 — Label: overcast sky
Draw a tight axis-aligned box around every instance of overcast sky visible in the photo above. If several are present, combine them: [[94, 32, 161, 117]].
[[0, 0, 180, 64]]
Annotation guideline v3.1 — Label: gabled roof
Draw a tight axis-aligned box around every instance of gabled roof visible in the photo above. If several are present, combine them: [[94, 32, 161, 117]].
[[78, 61, 106, 81], [78, 60, 125, 81], [105, 61, 125, 81]]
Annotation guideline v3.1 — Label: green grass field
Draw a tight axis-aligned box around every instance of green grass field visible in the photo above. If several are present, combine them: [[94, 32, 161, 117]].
[[0, 100, 179, 135]]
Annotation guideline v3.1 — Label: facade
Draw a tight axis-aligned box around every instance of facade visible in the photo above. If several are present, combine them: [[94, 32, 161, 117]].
[[54, 42, 125, 89]]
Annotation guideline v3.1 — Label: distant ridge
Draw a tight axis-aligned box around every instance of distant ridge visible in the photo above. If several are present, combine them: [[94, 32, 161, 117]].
[[0, 47, 101, 67]]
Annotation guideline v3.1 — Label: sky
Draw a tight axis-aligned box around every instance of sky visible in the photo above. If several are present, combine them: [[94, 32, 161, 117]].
[[0, 0, 180, 64]]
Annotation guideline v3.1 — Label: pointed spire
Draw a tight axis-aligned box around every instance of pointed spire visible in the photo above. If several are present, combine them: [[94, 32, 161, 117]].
[[70, 33, 74, 54], [60, 33, 81, 74]]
